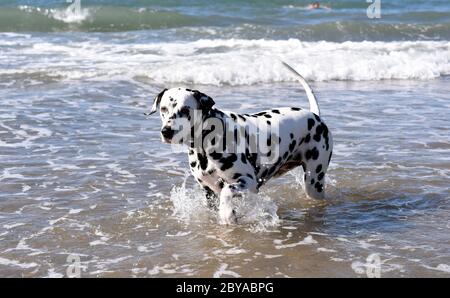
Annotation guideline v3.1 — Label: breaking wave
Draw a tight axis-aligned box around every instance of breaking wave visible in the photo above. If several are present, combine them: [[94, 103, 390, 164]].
[[2, 35, 449, 85]]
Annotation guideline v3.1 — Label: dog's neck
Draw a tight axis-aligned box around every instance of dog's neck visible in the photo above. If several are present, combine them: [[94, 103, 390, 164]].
[[186, 107, 233, 157]]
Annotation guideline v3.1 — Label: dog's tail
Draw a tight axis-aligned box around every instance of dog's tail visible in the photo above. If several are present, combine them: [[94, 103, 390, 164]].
[[281, 61, 320, 116]]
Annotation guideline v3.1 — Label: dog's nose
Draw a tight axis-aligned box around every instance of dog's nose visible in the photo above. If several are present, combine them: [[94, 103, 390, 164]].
[[161, 126, 174, 139]]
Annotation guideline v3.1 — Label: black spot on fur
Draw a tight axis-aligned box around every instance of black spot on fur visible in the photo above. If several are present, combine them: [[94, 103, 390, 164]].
[[316, 164, 322, 173], [306, 147, 319, 160], [291, 107, 302, 111], [219, 154, 238, 171], [261, 168, 268, 178], [313, 123, 324, 142], [328, 151, 333, 165], [322, 124, 330, 150], [305, 150, 312, 160], [268, 165, 277, 176], [308, 118, 315, 130], [311, 179, 315, 185], [311, 147, 319, 160], [289, 140, 296, 152], [290, 133, 294, 139], [238, 114, 246, 121], [275, 156, 282, 165], [241, 153, 247, 164], [315, 181, 323, 193], [318, 172, 324, 181], [305, 134, 311, 143], [197, 153, 208, 170], [272, 109, 280, 114], [232, 173, 242, 179], [264, 114, 272, 118], [190, 161, 197, 168], [314, 114, 321, 122], [210, 152, 222, 160]]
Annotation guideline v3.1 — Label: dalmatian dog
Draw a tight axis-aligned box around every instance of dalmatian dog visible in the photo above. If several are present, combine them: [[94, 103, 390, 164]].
[[147, 62, 333, 224]]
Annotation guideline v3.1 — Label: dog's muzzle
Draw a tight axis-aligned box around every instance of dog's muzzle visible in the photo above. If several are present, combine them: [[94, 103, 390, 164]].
[[161, 126, 175, 140]]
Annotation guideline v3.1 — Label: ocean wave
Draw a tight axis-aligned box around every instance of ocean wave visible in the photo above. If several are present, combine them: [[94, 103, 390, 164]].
[[0, 5, 449, 42], [1, 37, 449, 85], [18, 5, 91, 24], [0, 6, 208, 32]]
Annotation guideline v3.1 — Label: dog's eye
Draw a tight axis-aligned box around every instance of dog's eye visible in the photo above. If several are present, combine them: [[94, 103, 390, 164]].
[[160, 107, 168, 113], [180, 107, 190, 115]]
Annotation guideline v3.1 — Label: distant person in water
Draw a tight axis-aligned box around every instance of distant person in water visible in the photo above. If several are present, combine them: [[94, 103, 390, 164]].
[[308, 2, 331, 10]]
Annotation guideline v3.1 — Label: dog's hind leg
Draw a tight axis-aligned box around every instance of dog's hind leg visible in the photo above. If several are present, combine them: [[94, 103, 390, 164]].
[[302, 150, 332, 200], [203, 186, 219, 210]]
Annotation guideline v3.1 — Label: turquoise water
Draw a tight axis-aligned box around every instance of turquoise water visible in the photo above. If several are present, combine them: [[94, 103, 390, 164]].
[[1, 0, 450, 41]]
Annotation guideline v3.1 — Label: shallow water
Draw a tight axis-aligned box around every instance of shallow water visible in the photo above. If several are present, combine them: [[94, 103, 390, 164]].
[[1, 0, 450, 277], [0, 77, 449, 277]]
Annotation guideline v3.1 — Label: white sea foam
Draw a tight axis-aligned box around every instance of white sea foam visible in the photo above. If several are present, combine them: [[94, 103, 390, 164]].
[[148, 263, 194, 276], [46, 268, 64, 278], [423, 264, 450, 274], [115, 39, 450, 84], [18, 4, 90, 24], [0, 257, 38, 269], [274, 235, 318, 249], [169, 174, 279, 229], [213, 263, 241, 278], [49, 7, 90, 23], [4, 38, 449, 85]]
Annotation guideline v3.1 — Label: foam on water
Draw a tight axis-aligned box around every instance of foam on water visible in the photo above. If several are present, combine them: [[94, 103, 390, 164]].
[[2, 36, 449, 86], [0, 257, 38, 269], [18, 5, 91, 24], [169, 173, 279, 230]]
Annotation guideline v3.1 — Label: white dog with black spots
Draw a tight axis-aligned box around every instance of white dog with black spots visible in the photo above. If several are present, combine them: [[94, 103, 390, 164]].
[[148, 62, 333, 224]]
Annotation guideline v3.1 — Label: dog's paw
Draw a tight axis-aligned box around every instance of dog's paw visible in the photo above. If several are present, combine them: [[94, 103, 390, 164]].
[[219, 208, 237, 225]]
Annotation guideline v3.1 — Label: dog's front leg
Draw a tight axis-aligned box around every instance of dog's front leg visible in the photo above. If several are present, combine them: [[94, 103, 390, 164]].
[[218, 185, 237, 225], [218, 177, 257, 225]]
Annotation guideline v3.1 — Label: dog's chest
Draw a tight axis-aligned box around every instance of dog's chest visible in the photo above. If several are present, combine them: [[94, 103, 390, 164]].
[[188, 150, 223, 193]]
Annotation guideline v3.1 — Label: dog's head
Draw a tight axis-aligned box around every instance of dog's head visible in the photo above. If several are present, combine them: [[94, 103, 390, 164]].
[[148, 87, 215, 143]]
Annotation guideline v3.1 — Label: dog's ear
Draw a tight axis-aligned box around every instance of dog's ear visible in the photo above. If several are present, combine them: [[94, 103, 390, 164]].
[[147, 88, 168, 115], [192, 90, 215, 112]]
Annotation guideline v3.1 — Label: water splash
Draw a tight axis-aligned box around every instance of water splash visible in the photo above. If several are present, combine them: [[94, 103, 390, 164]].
[[169, 173, 279, 230], [169, 173, 212, 222], [18, 4, 91, 24]]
